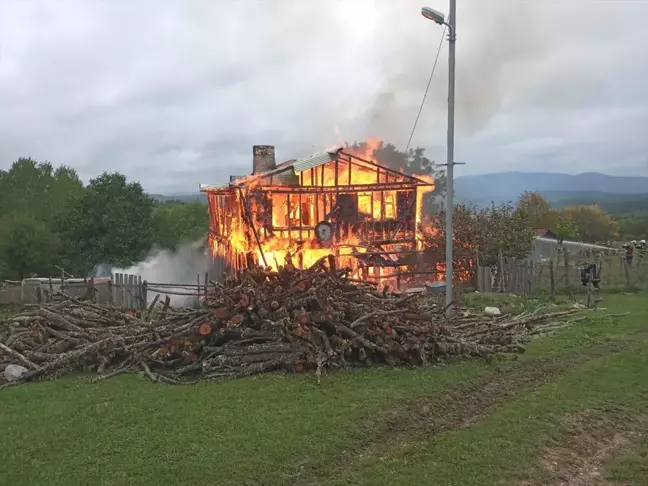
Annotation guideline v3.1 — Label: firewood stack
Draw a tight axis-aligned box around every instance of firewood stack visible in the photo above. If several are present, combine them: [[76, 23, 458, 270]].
[[1, 256, 589, 388]]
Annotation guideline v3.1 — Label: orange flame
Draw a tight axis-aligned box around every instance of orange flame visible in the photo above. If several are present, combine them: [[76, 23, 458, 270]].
[[206, 139, 471, 289]]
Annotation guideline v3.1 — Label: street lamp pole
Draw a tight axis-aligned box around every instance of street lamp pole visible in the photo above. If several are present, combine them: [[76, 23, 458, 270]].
[[445, 0, 456, 313], [421, 2, 456, 313]]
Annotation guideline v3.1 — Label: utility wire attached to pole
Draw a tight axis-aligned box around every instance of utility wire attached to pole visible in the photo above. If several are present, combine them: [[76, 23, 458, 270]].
[[404, 25, 447, 154]]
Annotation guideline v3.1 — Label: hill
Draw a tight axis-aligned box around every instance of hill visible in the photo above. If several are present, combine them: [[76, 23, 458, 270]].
[[455, 171, 648, 207], [151, 193, 207, 203], [548, 193, 648, 216]]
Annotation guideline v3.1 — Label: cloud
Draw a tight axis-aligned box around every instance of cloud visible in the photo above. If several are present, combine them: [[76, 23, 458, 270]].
[[1, 0, 647, 193]]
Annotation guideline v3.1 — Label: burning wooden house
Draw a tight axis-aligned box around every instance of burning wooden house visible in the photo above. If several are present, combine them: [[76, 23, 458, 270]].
[[200, 145, 436, 285]]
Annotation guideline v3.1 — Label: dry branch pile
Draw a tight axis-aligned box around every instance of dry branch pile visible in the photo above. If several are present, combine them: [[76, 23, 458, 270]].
[[1, 256, 590, 388]]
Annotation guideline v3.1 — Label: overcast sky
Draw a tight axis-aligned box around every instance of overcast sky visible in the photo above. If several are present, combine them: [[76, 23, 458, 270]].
[[1, 0, 647, 193]]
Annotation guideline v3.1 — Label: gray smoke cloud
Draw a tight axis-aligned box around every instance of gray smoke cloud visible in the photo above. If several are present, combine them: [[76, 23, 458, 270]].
[[110, 240, 208, 306]]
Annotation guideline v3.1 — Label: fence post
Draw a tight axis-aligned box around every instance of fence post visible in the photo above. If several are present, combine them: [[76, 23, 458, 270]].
[[121, 274, 127, 309], [128, 274, 136, 309], [116, 273, 123, 308], [622, 259, 631, 288], [137, 275, 143, 308], [88, 277, 96, 302], [142, 280, 148, 308], [564, 250, 570, 293], [549, 258, 555, 299]]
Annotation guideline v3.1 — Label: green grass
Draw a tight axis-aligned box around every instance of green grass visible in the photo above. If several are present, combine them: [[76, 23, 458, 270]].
[[330, 337, 648, 485], [606, 438, 648, 484], [1, 294, 647, 485]]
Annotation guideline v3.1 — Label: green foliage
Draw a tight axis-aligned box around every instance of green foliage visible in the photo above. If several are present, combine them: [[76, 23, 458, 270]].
[[0, 158, 83, 221], [423, 202, 536, 266], [559, 204, 620, 243], [554, 215, 579, 243], [0, 159, 83, 279], [0, 213, 61, 280], [475, 202, 536, 264], [0, 157, 210, 280], [57, 173, 155, 274], [618, 212, 648, 241], [517, 191, 556, 229], [151, 201, 209, 250]]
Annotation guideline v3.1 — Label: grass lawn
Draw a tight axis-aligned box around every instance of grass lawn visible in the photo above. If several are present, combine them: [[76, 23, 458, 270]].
[[1, 293, 647, 485]]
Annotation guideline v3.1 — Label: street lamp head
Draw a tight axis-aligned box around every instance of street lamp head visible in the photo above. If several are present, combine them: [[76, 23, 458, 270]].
[[421, 6, 445, 25]]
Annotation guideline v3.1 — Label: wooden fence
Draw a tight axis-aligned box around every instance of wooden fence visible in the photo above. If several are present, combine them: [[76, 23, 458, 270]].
[[476, 258, 535, 294], [110, 273, 146, 309], [0, 273, 145, 310], [475, 251, 648, 295]]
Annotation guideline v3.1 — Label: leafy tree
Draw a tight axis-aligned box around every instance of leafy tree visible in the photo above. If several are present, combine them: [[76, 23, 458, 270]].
[[558, 205, 619, 243], [58, 172, 154, 274], [517, 191, 556, 229], [474, 202, 536, 265], [618, 212, 648, 241], [420, 202, 535, 267], [0, 158, 83, 222], [554, 215, 579, 244], [0, 158, 83, 278], [151, 201, 209, 250], [0, 213, 61, 280]]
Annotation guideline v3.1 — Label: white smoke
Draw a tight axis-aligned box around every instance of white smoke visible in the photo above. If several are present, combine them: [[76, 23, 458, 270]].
[[109, 239, 209, 307]]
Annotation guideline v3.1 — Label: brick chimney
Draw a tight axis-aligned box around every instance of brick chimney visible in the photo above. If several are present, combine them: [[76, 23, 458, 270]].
[[252, 145, 276, 174]]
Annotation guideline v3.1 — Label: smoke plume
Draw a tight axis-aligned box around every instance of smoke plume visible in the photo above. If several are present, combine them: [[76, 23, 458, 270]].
[[108, 239, 208, 306]]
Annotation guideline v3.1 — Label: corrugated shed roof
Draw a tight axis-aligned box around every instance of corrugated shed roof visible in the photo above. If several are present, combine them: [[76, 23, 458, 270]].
[[199, 183, 232, 192], [260, 149, 342, 178], [290, 150, 340, 173], [200, 148, 343, 190]]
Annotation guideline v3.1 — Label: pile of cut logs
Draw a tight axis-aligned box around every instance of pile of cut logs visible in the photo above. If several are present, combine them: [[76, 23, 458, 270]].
[[1, 256, 590, 388]]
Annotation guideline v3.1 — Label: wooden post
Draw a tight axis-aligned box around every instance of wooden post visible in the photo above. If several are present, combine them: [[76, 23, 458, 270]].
[[622, 258, 631, 288], [117, 273, 124, 308], [563, 250, 570, 293], [548, 259, 555, 299], [142, 280, 148, 308], [204, 272, 208, 297], [48, 277, 53, 302], [121, 274, 127, 309], [128, 274, 135, 309], [498, 251, 505, 292], [137, 275, 143, 308]]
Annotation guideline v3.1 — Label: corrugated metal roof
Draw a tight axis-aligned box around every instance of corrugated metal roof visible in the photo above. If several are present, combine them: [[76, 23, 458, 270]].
[[199, 183, 232, 192], [290, 150, 340, 173], [255, 149, 342, 179], [201, 148, 342, 190]]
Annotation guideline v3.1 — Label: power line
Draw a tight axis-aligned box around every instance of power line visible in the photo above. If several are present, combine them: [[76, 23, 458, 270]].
[[404, 25, 447, 155]]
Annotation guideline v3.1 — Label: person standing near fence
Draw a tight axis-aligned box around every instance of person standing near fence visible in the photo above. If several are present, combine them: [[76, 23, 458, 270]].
[[637, 240, 646, 264], [623, 243, 634, 266]]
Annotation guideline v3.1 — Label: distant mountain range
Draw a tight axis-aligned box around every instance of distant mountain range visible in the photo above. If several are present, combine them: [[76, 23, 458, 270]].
[[151, 193, 206, 203], [454, 171, 648, 213], [151, 171, 648, 216]]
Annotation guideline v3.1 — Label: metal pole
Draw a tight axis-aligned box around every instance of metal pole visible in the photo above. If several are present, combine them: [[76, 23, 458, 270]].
[[445, 0, 456, 313]]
